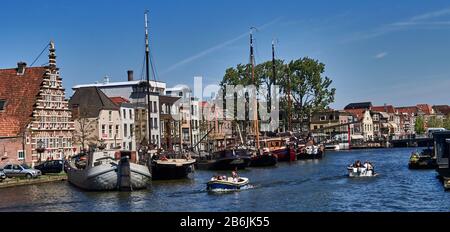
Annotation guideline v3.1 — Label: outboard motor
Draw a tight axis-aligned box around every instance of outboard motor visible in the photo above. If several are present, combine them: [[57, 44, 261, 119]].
[[118, 151, 132, 191]]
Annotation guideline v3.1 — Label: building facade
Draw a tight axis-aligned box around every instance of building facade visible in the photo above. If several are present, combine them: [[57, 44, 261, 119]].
[[0, 42, 74, 166]]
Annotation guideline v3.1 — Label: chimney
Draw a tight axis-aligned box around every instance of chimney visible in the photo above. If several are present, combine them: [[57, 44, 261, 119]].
[[17, 62, 27, 75], [127, 70, 134, 81]]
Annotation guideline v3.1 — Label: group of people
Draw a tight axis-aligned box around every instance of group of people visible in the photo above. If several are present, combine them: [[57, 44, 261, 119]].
[[212, 170, 240, 182], [350, 160, 375, 172]]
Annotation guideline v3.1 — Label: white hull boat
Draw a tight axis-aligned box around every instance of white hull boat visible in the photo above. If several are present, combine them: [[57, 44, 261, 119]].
[[347, 167, 377, 178], [67, 151, 151, 191]]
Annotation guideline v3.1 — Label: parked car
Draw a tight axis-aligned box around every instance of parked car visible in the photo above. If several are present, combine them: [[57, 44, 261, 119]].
[[0, 170, 6, 182], [35, 160, 64, 174], [1, 164, 41, 179]]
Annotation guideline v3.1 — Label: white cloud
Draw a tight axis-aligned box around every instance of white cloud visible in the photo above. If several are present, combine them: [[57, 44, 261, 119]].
[[161, 17, 282, 74], [346, 7, 450, 42], [374, 52, 388, 59]]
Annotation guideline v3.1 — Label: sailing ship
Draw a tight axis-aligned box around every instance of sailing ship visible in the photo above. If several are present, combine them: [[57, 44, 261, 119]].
[[246, 29, 278, 167], [66, 150, 151, 191], [139, 11, 197, 180]]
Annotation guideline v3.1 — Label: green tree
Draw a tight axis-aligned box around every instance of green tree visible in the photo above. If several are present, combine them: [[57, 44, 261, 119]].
[[415, 116, 425, 134], [443, 116, 450, 130], [427, 116, 443, 128], [281, 57, 336, 131]]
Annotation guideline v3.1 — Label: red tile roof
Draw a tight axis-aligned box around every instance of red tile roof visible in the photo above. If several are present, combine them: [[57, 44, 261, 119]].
[[372, 105, 396, 114], [396, 106, 418, 116], [433, 105, 450, 116], [416, 104, 433, 115], [110, 96, 130, 106], [0, 67, 45, 137], [344, 109, 366, 121]]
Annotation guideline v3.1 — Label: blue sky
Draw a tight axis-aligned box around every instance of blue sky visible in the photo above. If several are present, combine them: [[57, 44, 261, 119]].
[[1, 0, 450, 109]]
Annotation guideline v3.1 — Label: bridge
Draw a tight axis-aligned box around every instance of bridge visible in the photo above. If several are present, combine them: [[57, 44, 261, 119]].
[[390, 135, 433, 148]]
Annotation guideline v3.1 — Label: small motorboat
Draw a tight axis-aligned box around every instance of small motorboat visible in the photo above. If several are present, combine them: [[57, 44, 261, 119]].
[[408, 149, 437, 170], [347, 166, 377, 177], [207, 176, 249, 191], [444, 177, 450, 191]]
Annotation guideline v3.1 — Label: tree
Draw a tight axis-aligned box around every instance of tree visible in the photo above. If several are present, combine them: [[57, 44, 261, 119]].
[[281, 58, 336, 131], [415, 116, 425, 135], [427, 116, 443, 128], [73, 112, 98, 152], [443, 116, 450, 130]]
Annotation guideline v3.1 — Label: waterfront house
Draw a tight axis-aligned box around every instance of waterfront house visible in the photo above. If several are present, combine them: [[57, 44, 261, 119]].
[[110, 97, 136, 151], [0, 42, 74, 166], [159, 95, 181, 151], [372, 105, 401, 138], [72, 70, 165, 148], [70, 87, 122, 151], [166, 86, 201, 150], [310, 110, 354, 143], [433, 105, 450, 121]]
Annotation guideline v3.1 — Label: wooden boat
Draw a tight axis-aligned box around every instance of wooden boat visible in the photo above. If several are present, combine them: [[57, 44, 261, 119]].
[[151, 153, 196, 180], [196, 148, 251, 170], [207, 176, 249, 191], [259, 138, 295, 162], [67, 150, 151, 191], [249, 148, 278, 167]]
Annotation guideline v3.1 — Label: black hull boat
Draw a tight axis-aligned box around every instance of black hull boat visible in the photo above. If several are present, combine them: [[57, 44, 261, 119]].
[[151, 159, 196, 180], [249, 150, 277, 167], [196, 149, 251, 170]]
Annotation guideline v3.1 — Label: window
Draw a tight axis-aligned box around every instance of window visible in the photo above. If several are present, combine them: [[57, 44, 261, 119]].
[[102, 125, 106, 135], [18, 150, 25, 160], [115, 125, 120, 137], [153, 102, 157, 113], [109, 125, 113, 138], [320, 116, 326, 121], [130, 124, 134, 137], [109, 111, 112, 122], [4, 165, 12, 170], [154, 118, 158, 129], [124, 123, 128, 137], [129, 109, 133, 120], [123, 109, 126, 119], [0, 100, 6, 111]]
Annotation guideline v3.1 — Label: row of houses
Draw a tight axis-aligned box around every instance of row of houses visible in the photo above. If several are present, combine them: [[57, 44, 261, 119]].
[[310, 102, 450, 143]]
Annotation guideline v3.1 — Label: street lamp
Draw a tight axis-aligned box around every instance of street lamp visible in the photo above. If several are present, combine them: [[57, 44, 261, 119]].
[[36, 139, 46, 164]]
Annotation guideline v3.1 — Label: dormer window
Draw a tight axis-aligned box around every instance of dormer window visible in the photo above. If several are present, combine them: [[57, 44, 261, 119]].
[[0, 100, 6, 111], [16, 62, 27, 75]]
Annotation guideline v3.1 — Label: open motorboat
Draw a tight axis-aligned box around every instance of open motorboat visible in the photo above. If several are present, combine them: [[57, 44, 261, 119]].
[[207, 176, 249, 191], [347, 166, 377, 178], [408, 149, 437, 170], [66, 150, 151, 191]]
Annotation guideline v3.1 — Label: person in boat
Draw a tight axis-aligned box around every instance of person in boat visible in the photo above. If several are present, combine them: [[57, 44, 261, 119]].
[[232, 169, 239, 182]]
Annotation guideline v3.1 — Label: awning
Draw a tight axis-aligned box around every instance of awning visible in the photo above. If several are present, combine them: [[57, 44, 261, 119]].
[[351, 135, 365, 140]]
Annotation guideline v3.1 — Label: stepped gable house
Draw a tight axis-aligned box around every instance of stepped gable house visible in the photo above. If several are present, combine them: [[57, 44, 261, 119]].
[[0, 42, 74, 165]]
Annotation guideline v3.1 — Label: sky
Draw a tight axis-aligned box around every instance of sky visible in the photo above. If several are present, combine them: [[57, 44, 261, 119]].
[[1, 0, 450, 109]]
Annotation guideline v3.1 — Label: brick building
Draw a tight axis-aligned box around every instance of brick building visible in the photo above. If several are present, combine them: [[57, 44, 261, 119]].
[[0, 42, 74, 166]]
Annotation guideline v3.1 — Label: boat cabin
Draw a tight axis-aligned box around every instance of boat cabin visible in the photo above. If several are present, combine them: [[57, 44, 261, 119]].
[[259, 138, 288, 151], [433, 131, 450, 170]]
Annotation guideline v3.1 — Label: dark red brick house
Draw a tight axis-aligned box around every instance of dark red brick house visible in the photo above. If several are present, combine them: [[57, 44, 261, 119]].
[[0, 42, 74, 166]]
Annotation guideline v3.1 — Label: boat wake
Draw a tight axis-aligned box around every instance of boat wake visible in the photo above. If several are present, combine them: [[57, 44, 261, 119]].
[[208, 184, 256, 193]]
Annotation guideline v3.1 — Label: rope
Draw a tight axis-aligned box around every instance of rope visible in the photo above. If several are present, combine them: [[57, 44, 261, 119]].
[[30, 43, 50, 67]]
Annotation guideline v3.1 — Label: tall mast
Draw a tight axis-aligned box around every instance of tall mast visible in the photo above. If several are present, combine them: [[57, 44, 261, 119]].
[[250, 28, 260, 149], [144, 10, 153, 148]]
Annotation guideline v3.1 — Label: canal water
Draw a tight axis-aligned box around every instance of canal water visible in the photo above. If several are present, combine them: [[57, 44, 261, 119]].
[[0, 148, 449, 212]]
